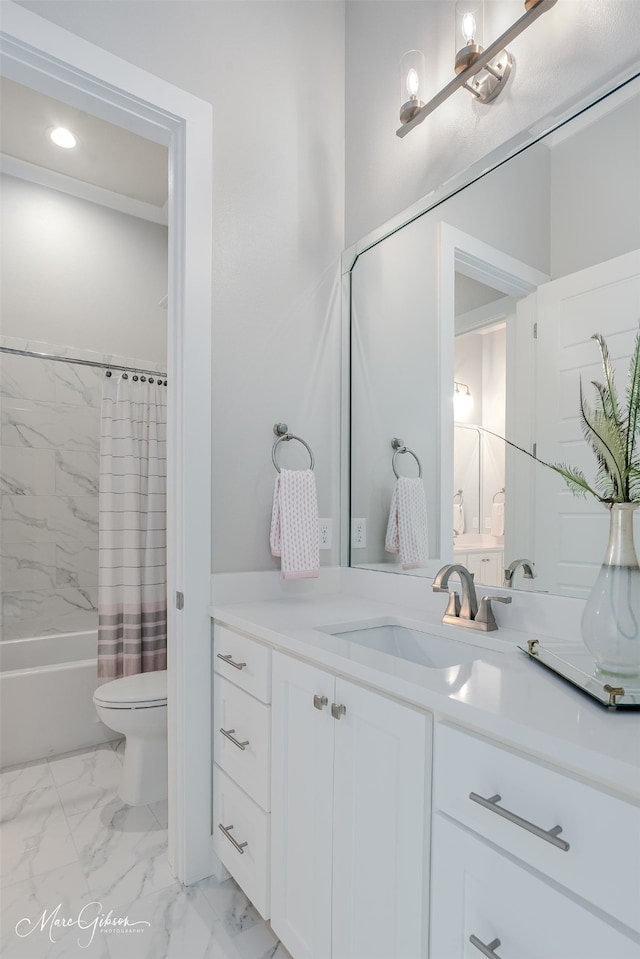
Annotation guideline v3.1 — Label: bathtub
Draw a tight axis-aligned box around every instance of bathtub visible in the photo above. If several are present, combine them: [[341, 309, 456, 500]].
[[0, 631, 118, 767]]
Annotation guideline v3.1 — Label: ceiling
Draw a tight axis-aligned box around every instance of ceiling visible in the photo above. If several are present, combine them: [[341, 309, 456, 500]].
[[0, 76, 168, 209]]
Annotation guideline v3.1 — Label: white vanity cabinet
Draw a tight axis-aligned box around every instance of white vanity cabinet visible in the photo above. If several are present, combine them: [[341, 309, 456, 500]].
[[454, 548, 504, 587], [212, 625, 272, 918], [270, 651, 431, 959], [430, 722, 640, 959]]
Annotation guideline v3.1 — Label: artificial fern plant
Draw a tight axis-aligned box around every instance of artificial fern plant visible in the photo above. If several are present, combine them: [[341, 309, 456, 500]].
[[494, 330, 640, 504]]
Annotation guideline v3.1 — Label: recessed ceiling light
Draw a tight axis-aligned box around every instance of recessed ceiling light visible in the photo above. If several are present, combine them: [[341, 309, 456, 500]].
[[49, 127, 77, 149]]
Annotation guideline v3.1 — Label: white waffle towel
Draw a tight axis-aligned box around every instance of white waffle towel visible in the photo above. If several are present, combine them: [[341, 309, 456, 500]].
[[270, 469, 320, 579], [491, 501, 505, 537], [385, 476, 428, 570]]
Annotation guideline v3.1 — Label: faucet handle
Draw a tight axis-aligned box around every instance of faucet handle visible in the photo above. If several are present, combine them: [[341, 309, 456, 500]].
[[433, 585, 461, 617], [476, 595, 513, 631]]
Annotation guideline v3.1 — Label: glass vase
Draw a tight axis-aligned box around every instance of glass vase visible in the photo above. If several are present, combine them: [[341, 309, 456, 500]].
[[581, 504, 640, 678]]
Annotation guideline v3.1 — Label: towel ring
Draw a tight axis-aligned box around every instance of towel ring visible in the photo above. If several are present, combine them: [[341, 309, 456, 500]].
[[391, 440, 422, 479], [272, 423, 315, 473], [454, 489, 463, 505], [493, 487, 506, 504]]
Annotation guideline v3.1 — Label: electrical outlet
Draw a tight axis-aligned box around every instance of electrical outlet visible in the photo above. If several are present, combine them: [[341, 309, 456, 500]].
[[473, 516, 479, 530], [319, 518, 332, 550], [484, 517, 491, 529], [352, 518, 367, 548]]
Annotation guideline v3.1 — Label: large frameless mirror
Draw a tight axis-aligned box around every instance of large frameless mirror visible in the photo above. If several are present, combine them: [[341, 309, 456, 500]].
[[348, 75, 640, 598]]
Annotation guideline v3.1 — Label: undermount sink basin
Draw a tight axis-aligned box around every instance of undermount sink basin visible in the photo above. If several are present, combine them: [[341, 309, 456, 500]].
[[316, 618, 483, 669]]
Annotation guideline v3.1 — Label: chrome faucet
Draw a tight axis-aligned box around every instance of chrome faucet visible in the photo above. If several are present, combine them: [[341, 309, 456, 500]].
[[433, 563, 512, 632], [503, 558, 536, 588]]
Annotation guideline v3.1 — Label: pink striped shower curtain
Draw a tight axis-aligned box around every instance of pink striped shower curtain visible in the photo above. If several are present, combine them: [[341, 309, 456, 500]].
[[97, 373, 167, 681]]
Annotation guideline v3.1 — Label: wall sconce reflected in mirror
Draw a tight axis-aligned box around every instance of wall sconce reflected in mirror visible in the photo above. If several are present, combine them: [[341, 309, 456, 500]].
[[397, 0, 556, 137], [454, 381, 474, 420], [399, 50, 426, 125]]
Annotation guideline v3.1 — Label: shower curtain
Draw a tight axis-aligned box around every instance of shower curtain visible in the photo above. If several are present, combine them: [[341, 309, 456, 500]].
[[97, 373, 167, 681]]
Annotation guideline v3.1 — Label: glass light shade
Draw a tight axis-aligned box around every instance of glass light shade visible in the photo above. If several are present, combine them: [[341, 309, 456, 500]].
[[49, 126, 77, 149], [399, 50, 425, 125], [455, 1, 484, 74]]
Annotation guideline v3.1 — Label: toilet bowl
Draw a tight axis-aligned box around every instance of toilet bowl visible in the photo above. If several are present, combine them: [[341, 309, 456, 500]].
[[93, 670, 167, 805]]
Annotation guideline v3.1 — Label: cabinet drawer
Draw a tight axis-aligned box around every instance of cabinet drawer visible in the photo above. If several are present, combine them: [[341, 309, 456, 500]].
[[214, 624, 271, 703], [431, 814, 640, 959], [214, 674, 271, 811], [214, 765, 270, 919], [434, 722, 640, 933]]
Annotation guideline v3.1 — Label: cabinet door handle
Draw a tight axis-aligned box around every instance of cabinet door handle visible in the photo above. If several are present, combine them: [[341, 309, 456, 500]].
[[470, 935, 502, 958], [469, 792, 570, 851], [220, 728, 250, 750], [217, 652, 247, 671], [314, 694, 328, 710], [331, 703, 347, 720], [218, 823, 248, 854]]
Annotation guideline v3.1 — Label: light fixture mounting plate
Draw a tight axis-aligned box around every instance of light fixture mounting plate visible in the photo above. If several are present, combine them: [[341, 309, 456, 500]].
[[464, 51, 513, 103]]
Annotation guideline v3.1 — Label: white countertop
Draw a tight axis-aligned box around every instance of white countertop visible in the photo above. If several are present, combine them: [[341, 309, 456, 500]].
[[211, 590, 640, 801]]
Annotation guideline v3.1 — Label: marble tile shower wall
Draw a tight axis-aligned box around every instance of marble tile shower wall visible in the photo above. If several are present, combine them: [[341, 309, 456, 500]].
[[0, 338, 165, 641]]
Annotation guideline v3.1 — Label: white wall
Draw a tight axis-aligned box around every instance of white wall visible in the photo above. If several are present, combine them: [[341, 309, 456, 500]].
[[550, 93, 640, 278], [1, 174, 168, 363], [345, 0, 640, 246], [17, 0, 346, 574]]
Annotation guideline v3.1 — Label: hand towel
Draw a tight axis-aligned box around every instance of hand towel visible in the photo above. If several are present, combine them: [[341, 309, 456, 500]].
[[453, 502, 465, 536], [270, 468, 320, 579], [491, 501, 505, 537], [385, 476, 428, 570]]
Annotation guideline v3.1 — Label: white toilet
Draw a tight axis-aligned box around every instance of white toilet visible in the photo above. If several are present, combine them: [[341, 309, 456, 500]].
[[93, 669, 168, 805]]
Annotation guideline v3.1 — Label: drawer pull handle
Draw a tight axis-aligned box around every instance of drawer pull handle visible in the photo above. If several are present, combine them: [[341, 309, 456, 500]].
[[469, 792, 570, 851], [470, 935, 502, 958], [331, 703, 347, 720], [220, 728, 250, 751], [218, 823, 248, 854], [314, 694, 328, 710], [217, 653, 247, 671]]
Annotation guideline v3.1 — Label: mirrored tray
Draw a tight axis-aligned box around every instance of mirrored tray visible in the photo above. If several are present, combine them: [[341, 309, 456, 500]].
[[519, 640, 640, 709]]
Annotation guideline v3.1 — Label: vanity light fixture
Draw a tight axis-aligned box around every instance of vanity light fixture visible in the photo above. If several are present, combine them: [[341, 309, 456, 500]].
[[399, 50, 426, 125], [454, 381, 474, 419], [49, 126, 77, 149], [397, 0, 557, 138]]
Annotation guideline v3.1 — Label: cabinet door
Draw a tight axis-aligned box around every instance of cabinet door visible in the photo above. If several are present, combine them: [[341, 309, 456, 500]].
[[431, 814, 640, 959], [331, 678, 431, 959], [270, 652, 335, 959]]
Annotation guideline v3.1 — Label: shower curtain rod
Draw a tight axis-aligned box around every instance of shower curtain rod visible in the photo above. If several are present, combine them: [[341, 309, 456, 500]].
[[0, 346, 166, 379]]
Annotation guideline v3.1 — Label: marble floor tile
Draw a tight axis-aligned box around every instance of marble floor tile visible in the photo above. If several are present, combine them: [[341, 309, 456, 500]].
[[67, 799, 175, 907], [48, 746, 122, 818], [0, 786, 78, 887], [97, 882, 227, 959], [148, 799, 168, 829], [0, 860, 109, 958], [196, 875, 264, 939], [109, 740, 125, 760], [202, 916, 281, 959], [0, 759, 53, 798]]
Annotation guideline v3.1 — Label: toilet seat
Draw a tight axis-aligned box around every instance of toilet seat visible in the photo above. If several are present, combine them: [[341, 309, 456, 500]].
[[93, 669, 167, 709]]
